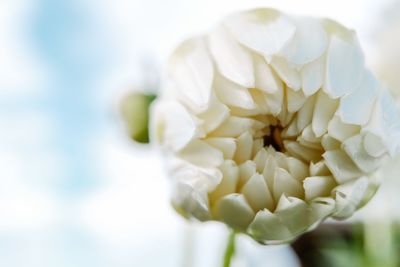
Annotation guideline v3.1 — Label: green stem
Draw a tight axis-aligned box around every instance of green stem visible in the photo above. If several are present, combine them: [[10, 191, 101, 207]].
[[222, 229, 236, 267]]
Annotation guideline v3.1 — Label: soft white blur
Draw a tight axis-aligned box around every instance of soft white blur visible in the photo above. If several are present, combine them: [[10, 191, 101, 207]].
[[0, 0, 398, 266]]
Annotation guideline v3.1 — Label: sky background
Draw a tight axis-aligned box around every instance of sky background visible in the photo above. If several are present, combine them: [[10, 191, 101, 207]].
[[0, 0, 399, 266]]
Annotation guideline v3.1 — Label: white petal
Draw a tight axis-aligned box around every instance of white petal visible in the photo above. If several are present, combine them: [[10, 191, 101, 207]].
[[210, 116, 265, 137], [250, 89, 273, 114], [309, 197, 335, 223], [286, 87, 307, 113], [280, 17, 328, 65], [324, 35, 364, 98], [171, 159, 223, 193], [169, 37, 214, 111], [296, 94, 317, 131], [208, 26, 254, 87], [309, 161, 331, 176], [234, 131, 254, 164], [209, 160, 239, 202], [323, 149, 363, 184], [270, 56, 301, 90], [303, 176, 336, 200], [286, 157, 309, 181], [241, 173, 274, 212], [254, 55, 283, 94], [214, 74, 256, 109], [332, 176, 369, 219], [321, 134, 341, 151], [301, 55, 325, 96], [205, 137, 237, 159], [327, 115, 360, 142], [257, 87, 284, 116], [275, 152, 289, 169], [154, 101, 203, 151], [312, 90, 339, 137], [263, 154, 278, 190], [301, 125, 321, 143], [297, 137, 323, 150], [252, 138, 264, 158], [363, 132, 386, 157], [276, 107, 295, 127], [215, 194, 255, 230], [197, 95, 230, 133], [337, 70, 379, 125], [249, 209, 292, 243], [342, 134, 385, 173], [273, 168, 304, 202], [172, 180, 211, 221], [238, 160, 257, 189], [224, 8, 296, 56], [275, 196, 308, 235], [362, 90, 400, 156], [253, 148, 268, 173], [179, 139, 224, 168], [284, 140, 323, 162]]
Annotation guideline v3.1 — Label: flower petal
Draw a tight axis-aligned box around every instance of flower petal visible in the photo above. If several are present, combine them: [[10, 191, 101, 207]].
[[362, 90, 400, 156], [214, 74, 256, 109], [323, 149, 363, 184], [197, 95, 230, 133], [286, 87, 307, 113], [153, 101, 203, 151], [273, 168, 304, 202], [209, 160, 239, 202], [312, 90, 339, 137], [179, 139, 224, 168], [215, 194, 255, 230], [169, 37, 214, 111], [271, 56, 301, 90], [342, 134, 386, 173], [208, 26, 254, 87], [284, 140, 323, 162], [241, 173, 274, 212], [309, 197, 335, 223], [321, 134, 341, 151], [301, 55, 325, 96], [323, 35, 364, 98], [172, 180, 211, 221], [337, 70, 379, 125], [363, 132, 386, 157], [332, 177, 369, 219], [224, 8, 296, 56], [275, 196, 309, 235], [280, 17, 328, 65], [205, 137, 237, 159], [238, 160, 257, 189], [234, 131, 254, 164], [210, 116, 265, 137], [253, 55, 283, 94], [327, 115, 360, 142], [303, 176, 336, 200], [249, 209, 292, 243], [309, 161, 331, 176], [286, 157, 309, 181], [296, 93, 317, 131]]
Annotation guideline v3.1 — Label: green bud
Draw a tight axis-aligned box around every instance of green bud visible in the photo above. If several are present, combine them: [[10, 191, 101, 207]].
[[120, 92, 157, 143]]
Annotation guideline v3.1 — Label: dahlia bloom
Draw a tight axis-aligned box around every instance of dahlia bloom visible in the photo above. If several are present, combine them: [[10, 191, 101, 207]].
[[151, 8, 400, 244]]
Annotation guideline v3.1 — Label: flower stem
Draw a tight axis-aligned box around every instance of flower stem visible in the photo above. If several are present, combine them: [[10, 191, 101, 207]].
[[222, 229, 236, 267]]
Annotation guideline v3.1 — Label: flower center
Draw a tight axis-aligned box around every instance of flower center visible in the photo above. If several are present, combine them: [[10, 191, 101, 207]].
[[263, 125, 284, 152]]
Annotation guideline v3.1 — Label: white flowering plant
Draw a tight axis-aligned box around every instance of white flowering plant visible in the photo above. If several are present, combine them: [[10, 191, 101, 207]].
[[134, 7, 400, 266]]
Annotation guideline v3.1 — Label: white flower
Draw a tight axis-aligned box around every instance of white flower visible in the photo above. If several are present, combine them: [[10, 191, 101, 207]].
[[151, 8, 400, 244]]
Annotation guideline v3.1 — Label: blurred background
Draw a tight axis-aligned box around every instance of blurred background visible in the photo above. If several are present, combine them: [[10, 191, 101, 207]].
[[1, 0, 400, 266]]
